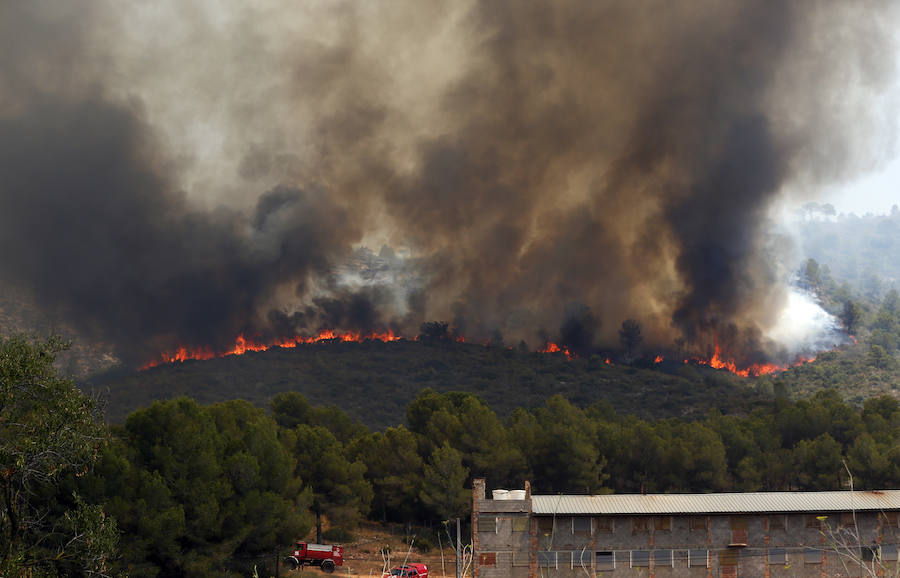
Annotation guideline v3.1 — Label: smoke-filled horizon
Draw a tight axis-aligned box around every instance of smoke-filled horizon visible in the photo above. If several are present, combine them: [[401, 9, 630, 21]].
[[0, 1, 896, 365]]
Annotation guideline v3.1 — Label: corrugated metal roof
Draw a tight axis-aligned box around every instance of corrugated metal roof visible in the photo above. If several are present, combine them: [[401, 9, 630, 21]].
[[531, 490, 900, 515]]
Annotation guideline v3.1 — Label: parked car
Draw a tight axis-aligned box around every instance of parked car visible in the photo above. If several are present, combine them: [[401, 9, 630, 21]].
[[386, 563, 428, 578]]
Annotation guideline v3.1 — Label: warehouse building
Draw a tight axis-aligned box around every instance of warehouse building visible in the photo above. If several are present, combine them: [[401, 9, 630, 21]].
[[471, 479, 900, 577]]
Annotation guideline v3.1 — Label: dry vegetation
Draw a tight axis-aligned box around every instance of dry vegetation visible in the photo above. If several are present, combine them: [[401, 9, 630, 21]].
[[289, 523, 459, 578]]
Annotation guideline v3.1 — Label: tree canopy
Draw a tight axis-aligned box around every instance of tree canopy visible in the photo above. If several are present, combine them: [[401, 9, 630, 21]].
[[0, 336, 114, 576]]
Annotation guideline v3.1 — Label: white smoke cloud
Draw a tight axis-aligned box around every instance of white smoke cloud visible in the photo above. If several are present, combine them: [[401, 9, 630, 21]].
[[765, 286, 845, 356]]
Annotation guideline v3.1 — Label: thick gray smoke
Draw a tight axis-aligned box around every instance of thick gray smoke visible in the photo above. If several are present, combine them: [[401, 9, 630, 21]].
[[0, 1, 896, 365]]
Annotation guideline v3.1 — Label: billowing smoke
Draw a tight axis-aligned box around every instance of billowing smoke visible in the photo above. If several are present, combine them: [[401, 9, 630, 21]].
[[0, 1, 896, 365]]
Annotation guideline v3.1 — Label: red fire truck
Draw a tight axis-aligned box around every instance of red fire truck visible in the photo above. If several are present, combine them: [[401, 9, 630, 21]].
[[283, 542, 344, 573]]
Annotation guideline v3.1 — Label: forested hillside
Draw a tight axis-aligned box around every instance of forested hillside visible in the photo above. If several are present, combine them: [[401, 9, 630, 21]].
[[88, 339, 771, 428], [798, 206, 900, 295], [7, 336, 899, 575]]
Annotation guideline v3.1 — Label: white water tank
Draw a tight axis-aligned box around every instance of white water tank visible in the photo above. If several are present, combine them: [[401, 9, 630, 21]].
[[492, 489, 509, 500], [508, 489, 526, 500]]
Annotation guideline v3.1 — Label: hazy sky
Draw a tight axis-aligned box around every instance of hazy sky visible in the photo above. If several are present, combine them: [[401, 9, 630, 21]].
[[823, 158, 900, 215], [799, 39, 900, 217]]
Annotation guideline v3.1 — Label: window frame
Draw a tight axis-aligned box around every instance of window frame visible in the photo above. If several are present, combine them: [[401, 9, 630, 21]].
[[595, 551, 615, 572], [511, 516, 528, 533], [478, 516, 497, 534], [572, 517, 592, 534], [478, 552, 497, 566], [537, 550, 558, 569], [595, 516, 613, 533], [630, 550, 651, 568], [768, 514, 786, 530], [572, 549, 591, 570], [688, 549, 709, 568], [537, 517, 555, 535], [804, 548, 823, 564], [719, 549, 739, 567], [689, 516, 707, 531], [768, 548, 787, 565], [652, 549, 673, 568]]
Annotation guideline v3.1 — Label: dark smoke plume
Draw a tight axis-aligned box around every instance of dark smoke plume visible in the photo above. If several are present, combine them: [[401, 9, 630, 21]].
[[0, 1, 896, 365]]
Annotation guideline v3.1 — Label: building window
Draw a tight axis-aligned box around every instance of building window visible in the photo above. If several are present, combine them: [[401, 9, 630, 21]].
[[595, 551, 615, 571], [806, 515, 823, 529], [537, 551, 557, 569], [652, 550, 673, 567], [511, 516, 528, 532], [572, 550, 591, 569], [768, 515, 785, 530], [653, 516, 672, 531], [595, 516, 613, 533], [479, 553, 496, 566], [804, 548, 823, 564], [511, 552, 529, 567], [478, 516, 496, 533], [730, 516, 748, 545], [630, 550, 651, 567], [840, 512, 856, 527], [537, 517, 554, 535], [688, 550, 708, 568], [879, 544, 898, 562], [632, 518, 649, 532], [573, 517, 592, 534], [719, 549, 738, 567], [690, 516, 707, 531], [768, 548, 787, 565]]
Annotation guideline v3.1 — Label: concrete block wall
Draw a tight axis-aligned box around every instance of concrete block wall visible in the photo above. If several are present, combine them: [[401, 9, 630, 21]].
[[472, 481, 900, 577]]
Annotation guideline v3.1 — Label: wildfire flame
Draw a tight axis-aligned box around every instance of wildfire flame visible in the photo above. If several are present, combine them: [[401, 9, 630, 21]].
[[141, 331, 813, 377], [539, 341, 575, 360], [141, 329, 401, 370], [684, 340, 811, 377]]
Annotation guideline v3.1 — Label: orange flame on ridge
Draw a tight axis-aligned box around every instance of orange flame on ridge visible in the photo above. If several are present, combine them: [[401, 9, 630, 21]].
[[686, 341, 811, 377], [141, 330, 815, 377], [539, 341, 575, 360], [141, 329, 402, 370]]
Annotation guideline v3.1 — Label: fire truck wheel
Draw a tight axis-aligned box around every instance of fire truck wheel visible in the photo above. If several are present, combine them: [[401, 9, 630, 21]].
[[322, 560, 335, 573], [284, 557, 299, 571]]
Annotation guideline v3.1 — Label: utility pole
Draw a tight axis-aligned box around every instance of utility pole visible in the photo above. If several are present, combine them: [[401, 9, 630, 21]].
[[456, 518, 462, 578]]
